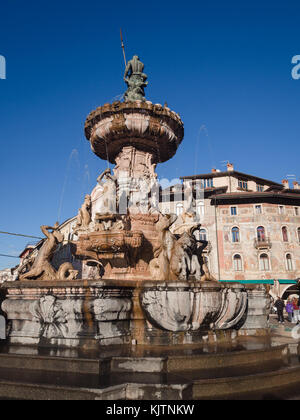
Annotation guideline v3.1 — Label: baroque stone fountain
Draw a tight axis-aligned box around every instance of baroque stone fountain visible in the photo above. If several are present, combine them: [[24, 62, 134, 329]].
[[1, 55, 269, 349]]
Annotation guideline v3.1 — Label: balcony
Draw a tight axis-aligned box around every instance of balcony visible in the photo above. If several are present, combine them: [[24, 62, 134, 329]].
[[254, 237, 272, 250]]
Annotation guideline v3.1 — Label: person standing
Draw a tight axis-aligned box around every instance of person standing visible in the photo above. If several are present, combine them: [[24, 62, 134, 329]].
[[292, 298, 300, 324], [274, 297, 285, 323], [286, 299, 294, 323]]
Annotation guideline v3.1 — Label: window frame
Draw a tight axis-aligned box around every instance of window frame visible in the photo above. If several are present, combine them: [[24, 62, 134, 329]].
[[231, 226, 240, 243], [257, 226, 266, 242], [286, 253, 293, 271], [199, 228, 208, 242], [256, 184, 264, 192], [282, 226, 289, 242], [254, 204, 262, 215], [233, 254, 243, 272], [259, 253, 270, 271], [230, 206, 237, 216], [238, 179, 248, 190], [297, 227, 300, 243]]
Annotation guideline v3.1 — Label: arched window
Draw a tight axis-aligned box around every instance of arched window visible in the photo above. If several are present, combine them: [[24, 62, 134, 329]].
[[282, 226, 288, 242], [199, 229, 207, 241], [232, 227, 240, 243], [286, 254, 293, 271], [176, 203, 184, 216], [233, 254, 243, 271], [297, 228, 300, 243], [259, 254, 270, 271], [257, 226, 266, 242]]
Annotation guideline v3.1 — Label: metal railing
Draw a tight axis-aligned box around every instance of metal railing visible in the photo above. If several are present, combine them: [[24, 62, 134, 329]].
[[254, 237, 272, 249]]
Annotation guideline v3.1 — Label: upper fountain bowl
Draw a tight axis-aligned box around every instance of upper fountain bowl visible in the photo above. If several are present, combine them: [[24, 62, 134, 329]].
[[84, 100, 184, 164]]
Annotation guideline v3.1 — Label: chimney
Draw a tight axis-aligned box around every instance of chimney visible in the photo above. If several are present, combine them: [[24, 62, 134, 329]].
[[282, 179, 289, 189], [293, 181, 300, 190], [227, 162, 234, 172]]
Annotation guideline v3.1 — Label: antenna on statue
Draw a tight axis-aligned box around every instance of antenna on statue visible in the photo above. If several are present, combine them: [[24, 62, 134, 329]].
[[120, 28, 127, 67]]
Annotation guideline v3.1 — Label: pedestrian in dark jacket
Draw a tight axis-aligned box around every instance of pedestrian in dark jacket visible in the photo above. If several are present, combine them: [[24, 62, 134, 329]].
[[274, 297, 285, 323]]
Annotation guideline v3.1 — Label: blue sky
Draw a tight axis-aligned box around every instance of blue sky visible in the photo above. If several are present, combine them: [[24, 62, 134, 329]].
[[0, 0, 300, 269]]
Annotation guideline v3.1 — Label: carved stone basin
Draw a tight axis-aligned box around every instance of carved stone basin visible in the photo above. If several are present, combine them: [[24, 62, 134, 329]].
[[74, 231, 143, 261], [140, 282, 248, 333], [84, 101, 184, 164]]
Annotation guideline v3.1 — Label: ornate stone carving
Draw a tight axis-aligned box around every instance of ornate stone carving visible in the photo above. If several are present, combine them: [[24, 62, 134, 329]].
[[149, 214, 214, 282], [91, 168, 117, 217], [30, 296, 68, 339], [140, 283, 248, 333], [74, 194, 91, 233], [85, 101, 184, 164], [19, 224, 78, 282], [1, 283, 133, 347]]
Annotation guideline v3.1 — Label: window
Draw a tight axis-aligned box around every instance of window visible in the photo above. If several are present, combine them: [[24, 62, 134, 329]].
[[295, 207, 299, 216], [231, 207, 237, 216], [199, 229, 207, 241], [282, 226, 288, 242], [286, 254, 293, 271], [176, 203, 184, 216], [201, 178, 214, 188], [257, 226, 266, 242], [297, 228, 300, 243], [257, 184, 264, 192], [279, 206, 284, 215], [233, 254, 243, 271], [232, 227, 240, 243], [260, 254, 270, 271], [255, 205, 262, 214], [238, 180, 248, 190], [197, 202, 205, 216]]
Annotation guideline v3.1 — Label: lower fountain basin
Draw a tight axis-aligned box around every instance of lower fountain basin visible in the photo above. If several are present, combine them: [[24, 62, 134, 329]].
[[140, 282, 248, 332], [0, 279, 269, 348]]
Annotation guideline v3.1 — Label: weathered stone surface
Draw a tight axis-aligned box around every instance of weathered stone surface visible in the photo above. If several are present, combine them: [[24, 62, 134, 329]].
[[18, 224, 78, 282], [84, 101, 184, 164], [1, 280, 133, 347], [140, 282, 247, 333], [0, 269, 14, 283], [240, 285, 271, 332], [1, 278, 272, 347]]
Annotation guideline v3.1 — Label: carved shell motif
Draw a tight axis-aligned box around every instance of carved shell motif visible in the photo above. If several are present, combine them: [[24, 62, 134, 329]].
[[30, 295, 67, 339]]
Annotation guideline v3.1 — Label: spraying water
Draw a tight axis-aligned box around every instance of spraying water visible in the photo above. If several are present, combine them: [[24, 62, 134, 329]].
[[57, 149, 80, 223], [194, 125, 217, 174]]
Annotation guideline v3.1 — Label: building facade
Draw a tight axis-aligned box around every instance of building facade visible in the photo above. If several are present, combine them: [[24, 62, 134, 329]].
[[160, 163, 300, 299]]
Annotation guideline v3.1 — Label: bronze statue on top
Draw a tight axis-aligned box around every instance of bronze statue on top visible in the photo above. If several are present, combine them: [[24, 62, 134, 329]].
[[124, 55, 148, 102]]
